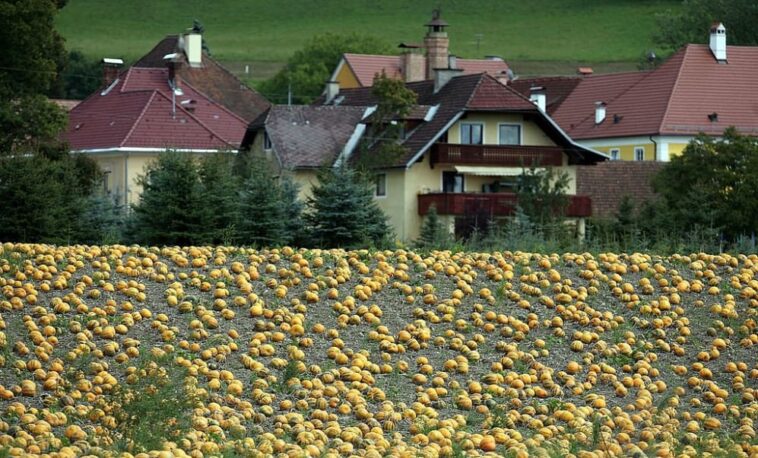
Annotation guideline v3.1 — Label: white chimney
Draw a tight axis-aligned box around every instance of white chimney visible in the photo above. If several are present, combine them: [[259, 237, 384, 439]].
[[448, 54, 457, 70], [325, 81, 340, 104], [595, 102, 606, 124], [710, 22, 727, 62], [530, 86, 546, 112], [184, 33, 203, 67]]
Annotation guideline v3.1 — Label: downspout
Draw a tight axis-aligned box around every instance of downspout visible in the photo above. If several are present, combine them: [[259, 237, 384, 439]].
[[649, 135, 658, 161]]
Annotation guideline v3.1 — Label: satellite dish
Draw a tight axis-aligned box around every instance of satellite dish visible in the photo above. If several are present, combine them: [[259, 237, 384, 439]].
[[506, 68, 516, 80], [647, 51, 657, 63]]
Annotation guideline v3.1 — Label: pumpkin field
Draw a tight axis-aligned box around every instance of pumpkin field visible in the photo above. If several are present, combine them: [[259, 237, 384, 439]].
[[0, 243, 755, 457]]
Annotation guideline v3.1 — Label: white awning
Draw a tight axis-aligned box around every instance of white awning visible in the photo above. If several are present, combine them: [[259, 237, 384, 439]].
[[454, 166, 545, 176]]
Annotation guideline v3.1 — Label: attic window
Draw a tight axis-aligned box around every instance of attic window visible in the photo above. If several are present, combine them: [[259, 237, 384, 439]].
[[708, 112, 719, 122], [613, 114, 623, 124]]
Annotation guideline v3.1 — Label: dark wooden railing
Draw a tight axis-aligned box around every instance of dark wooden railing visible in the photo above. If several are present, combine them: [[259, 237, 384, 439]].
[[418, 193, 592, 217], [430, 143, 565, 167]]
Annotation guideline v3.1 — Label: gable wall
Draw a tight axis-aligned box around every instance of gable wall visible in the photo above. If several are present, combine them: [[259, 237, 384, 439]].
[[447, 113, 555, 146]]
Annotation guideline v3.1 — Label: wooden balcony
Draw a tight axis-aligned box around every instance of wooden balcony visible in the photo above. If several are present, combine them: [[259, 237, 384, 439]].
[[430, 143, 564, 167], [418, 193, 592, 218]]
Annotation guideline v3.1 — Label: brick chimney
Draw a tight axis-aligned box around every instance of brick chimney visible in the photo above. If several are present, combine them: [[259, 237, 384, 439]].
[[399, 44, 425, 82], [101, 58, 123, 87], [424, 9, 449, 80]]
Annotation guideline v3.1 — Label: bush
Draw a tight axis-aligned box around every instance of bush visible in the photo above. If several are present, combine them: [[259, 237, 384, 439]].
[[416, 204, 454, 250]]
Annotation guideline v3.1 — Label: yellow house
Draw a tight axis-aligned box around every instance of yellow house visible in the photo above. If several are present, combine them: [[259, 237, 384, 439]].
[[65, 32, 269, 207], [330, 11, 510, 89], [512, 23, 758, 161], [243, 73, 607, 241]]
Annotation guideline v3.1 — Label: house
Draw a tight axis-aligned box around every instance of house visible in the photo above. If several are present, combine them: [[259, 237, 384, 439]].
[[241, 105, 373, 199], [243, 70, 607, 241], [512, 23, 758, 162], [330, 11, 510, 89], [64, 31, 270, 207]]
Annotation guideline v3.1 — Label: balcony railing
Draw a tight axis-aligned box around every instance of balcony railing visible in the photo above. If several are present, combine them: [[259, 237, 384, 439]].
[[430, 143, 564, 167], [418, 193, 592, 218]]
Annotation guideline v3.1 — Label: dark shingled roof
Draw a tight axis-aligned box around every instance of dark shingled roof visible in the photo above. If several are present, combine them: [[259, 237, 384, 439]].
[[242, 106, 368, 169], [134, 36, 270, 122], [509, 76, 582, 116], [321, 73, 605, 167]]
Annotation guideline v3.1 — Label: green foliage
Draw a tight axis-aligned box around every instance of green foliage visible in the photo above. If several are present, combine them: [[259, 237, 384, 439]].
[[416, 204, 454, 250], [237, 162, 288, 247], [280, 175, 305, 246], [0, 154, 99, 244], [655, 0, 758, 51], [127, 151, 210, 246], [0, 0, 68, 155], [48, 50, 102, 100], [75, 192, 125, 245], [653, 128, 758, 240], [258, 33, 392, 104], [198, 154, 240, 244], [516, 167, 571, 239], [356, 72, 418, 169], [111, 353, 197, 453], [305, 166, 392, 248]]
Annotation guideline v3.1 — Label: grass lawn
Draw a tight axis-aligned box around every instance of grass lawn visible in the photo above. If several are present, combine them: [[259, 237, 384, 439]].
[[57, 0, 681, 76]]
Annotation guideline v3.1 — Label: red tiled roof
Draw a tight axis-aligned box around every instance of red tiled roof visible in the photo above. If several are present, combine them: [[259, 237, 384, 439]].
[[343, 54, 403, 86], [549, 44, 758, 139], [342, 53, 510, 87], [65, 67, 247, 151]]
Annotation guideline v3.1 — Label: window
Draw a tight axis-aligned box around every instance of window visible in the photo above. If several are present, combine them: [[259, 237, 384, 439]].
[[460, 123, 483, 145], [263, 132, 272, 150], [375, 173, 386, 197], [499, 124, 522, 145], [443, 171, 464, 193], [609, 148, 620, 160], [634, 147, 645, 161]]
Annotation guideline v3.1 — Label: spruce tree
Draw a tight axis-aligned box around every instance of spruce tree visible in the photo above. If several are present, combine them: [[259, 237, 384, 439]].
[[305, 166, 392, 248], [279, 176, 305, 246], [127, 151, 207, 246], [237, 161, 288, 247], [198, 153, 240, 244], [416, 204, 453, 249]]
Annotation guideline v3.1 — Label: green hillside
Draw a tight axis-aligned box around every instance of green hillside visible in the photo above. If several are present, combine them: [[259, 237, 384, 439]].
[[57, 0, 681, 78]]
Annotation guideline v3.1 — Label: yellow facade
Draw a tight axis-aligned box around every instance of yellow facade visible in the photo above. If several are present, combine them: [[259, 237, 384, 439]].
[[334, 61, 362, 89], [448, 113, 554, 146], [668, 143, 688, 157], [593, 143, 654, 161], [249, 112, 583, 242]]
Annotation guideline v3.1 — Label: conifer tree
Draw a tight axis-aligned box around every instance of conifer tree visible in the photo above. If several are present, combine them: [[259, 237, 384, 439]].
[[305, 166, 392, 248], [127, 151, 208, 246], [416, 204, 453, 249], [237, 162, 287, 246], [198, 153, 240, 244]]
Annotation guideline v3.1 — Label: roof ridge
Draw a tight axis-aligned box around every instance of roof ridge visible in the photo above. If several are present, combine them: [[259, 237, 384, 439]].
[[120, 67, 135, 93], [658, 46, 690, 135], [120, 91, 158, 147], [462, 73, 488, 108], [178, 76, 249, 126]]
